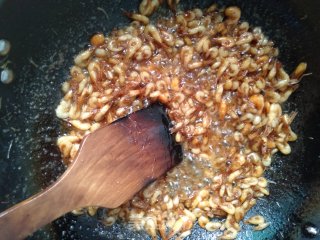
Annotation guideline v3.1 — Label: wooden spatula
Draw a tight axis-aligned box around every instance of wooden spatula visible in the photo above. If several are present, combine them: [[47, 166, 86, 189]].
[[0, 104, 182, 240]]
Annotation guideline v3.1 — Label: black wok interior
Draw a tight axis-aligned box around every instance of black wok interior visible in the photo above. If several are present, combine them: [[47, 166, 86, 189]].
[[0, 0, 320, 239]]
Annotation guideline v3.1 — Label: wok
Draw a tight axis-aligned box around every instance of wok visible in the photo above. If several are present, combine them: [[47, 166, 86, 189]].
[[0, 0, 320, 239]]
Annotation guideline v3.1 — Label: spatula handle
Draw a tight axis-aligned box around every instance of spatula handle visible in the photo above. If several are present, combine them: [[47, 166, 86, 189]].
[[0, 179, 75, 240]]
